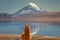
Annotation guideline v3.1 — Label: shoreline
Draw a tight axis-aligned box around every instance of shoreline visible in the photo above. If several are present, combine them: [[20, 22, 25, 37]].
[[0, 34, 60, 40]]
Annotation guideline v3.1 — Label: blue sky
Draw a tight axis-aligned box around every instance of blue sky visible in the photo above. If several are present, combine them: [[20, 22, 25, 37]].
[[0, 0, 60, 14]]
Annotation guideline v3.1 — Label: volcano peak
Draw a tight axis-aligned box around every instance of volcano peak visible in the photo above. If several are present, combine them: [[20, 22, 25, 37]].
[[28, 3, 40, 10]]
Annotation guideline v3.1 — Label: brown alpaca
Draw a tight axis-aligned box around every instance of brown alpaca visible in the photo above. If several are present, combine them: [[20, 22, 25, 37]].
[[21, 24, 32, 40]]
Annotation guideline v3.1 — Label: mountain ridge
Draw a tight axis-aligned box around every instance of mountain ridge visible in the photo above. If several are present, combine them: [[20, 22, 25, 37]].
[[12, 3, 46, 17]]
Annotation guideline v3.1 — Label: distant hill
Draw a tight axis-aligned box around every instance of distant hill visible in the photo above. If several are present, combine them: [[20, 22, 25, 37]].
[[0, 12, 60, 23], [0, 13, 12, 18], [42, 12, 60, 18]]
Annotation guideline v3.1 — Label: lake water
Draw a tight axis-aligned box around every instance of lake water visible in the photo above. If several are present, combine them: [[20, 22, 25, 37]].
[[0, 22, 60, 36]]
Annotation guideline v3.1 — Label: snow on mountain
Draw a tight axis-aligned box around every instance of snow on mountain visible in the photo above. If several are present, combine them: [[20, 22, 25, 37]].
[[12, 3, 47, 17]]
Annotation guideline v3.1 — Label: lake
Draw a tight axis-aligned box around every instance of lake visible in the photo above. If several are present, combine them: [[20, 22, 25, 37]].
[[0, 22, 60, 36]]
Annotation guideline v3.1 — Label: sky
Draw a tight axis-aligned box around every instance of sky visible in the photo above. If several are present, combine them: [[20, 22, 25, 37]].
[[0, 0, 60, 14]]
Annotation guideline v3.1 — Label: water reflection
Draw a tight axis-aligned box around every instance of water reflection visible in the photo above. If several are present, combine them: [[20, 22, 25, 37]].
[[0, 22, 60, 36]]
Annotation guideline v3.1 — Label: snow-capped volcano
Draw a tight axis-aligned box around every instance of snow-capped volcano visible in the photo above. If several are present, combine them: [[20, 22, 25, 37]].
[[28, 3, 40, 10], [12, 3, 46, 17]]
